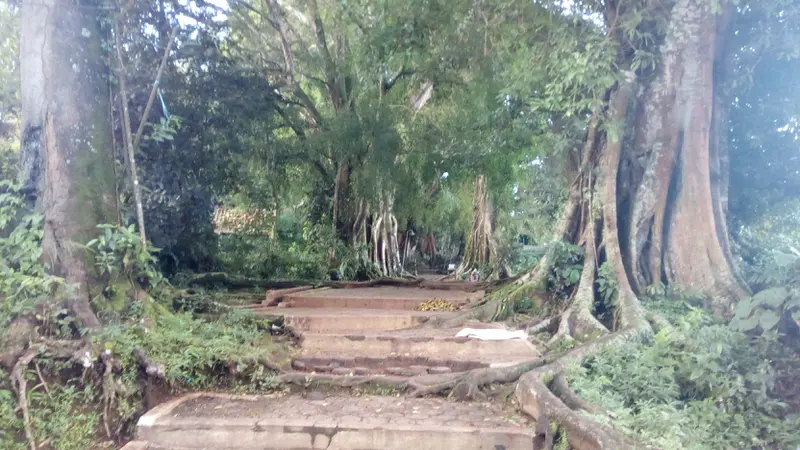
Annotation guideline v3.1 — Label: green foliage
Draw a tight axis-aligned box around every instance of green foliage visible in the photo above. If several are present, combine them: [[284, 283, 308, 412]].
[[0, 309, 286, 449], [509, 244, 546, 275], [730, 249, 800, 335], [569, 309, 800, 450], [146, 115, 182, 144], [0, 373, 23, 448], [0, 372, 101, 450], [509, 157, 569, 249], [27, 382, 101, 450], [86, 224, 163, 285], [217, 234, 329, 280], [0, 182, 64, 326], [85, 224, 167, 317], [548, 241, 584, 301], [0, 3, 19, 182], [595, 262, 618, 308], [98, 310, 286, 391]]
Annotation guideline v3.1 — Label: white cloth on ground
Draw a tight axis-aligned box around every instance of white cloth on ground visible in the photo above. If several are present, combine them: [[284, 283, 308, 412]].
[[455, 328, 528, 341]]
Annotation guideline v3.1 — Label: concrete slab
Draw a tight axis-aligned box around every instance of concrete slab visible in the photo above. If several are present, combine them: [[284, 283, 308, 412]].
[[136, 393, 535, 450], [299, 331, 540, 365], [119, 442, 151, 450], [281, 286, 483, 310], [253, 307, 457, 333]]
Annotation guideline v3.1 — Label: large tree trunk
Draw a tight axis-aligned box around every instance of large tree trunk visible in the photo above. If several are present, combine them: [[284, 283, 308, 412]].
[[456, 174, 495, 279], [420, 3, 748, 448], [458, 0, 747, 330], [20, 0, 116, 328], [625, 1, 747, 317]]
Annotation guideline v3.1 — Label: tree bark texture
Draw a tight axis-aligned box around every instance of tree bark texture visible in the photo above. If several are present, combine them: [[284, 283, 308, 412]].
[[20, 0, 117, 328], [367, 192, 402, 278], [624, 0, 747, 316], [507, 0, 746, 327], [456, 174, 495, 278], [115, 18, 148, 247]]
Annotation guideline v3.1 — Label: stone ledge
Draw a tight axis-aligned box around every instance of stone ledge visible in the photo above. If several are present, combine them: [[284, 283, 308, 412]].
[[135, 393, 535, 450]]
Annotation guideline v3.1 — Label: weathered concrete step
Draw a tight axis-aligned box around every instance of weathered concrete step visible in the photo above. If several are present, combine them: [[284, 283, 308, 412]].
[[280, 287, 482, 310], [291, 354, 486, 376], [136, 393, 535, 450], [299, 331, 540, 365], [253, 307, 456, 333]]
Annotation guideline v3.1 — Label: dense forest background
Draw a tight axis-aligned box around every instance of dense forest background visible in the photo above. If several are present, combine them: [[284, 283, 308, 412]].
[[1, 0, 799, 448]]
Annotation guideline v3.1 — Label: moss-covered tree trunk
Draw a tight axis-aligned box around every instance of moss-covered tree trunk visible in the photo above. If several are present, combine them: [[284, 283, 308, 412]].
[[20, 0, 116, 328]]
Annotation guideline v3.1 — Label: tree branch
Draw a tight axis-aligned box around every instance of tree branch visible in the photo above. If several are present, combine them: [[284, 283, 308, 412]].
[[259, 0, 323, 125], [381, 67, 416, 95], [133, 25, 179, 150], [307, 0, 342, 110], [411, 81, 434, 112], [115, 18, 148, 246]]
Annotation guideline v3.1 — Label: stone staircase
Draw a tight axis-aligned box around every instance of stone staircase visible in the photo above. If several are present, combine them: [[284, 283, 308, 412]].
[[123, 285, 540, 449]]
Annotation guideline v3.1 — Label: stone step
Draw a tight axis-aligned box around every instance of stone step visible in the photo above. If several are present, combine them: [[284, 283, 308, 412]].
[[299, 331, 540, 365], [291, 354, 486, 376], [279, 287, 482, 310], [253, 307, 456, 333], [135, 393, 535, 450]]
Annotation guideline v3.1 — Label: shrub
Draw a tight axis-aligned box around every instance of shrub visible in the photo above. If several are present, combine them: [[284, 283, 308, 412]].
[[568, 308, 800, 450]]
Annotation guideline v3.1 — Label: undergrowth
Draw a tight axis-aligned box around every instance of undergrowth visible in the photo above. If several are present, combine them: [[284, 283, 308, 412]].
[[0, 309, 286, 449], [98, 310, 289, 390], [0, 185, 288, 449], [567, 307, 800, 450]]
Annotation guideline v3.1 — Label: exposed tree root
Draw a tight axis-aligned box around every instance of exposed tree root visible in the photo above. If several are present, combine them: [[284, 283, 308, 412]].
[[547, 305, 609, 347], [646, 311, 672, 333], [548, 212, 610, 346], [513, 322, 651, 450], [517, 367, 638, 450], [327, 277, 423, 289], [12, 349, 39, 450], [524, 316, 558, 335], [9, 340, 90, 450], [133, 348, 166, 378], [263, 286, 315, 306], [406, 353, 561, 398], [550, 372, 609, 417], [0, 317, 38, 369]]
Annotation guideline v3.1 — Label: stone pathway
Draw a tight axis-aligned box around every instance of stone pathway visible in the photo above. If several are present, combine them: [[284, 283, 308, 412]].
[[130, 393, 534, 450], [124, 284, 540, 449]]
